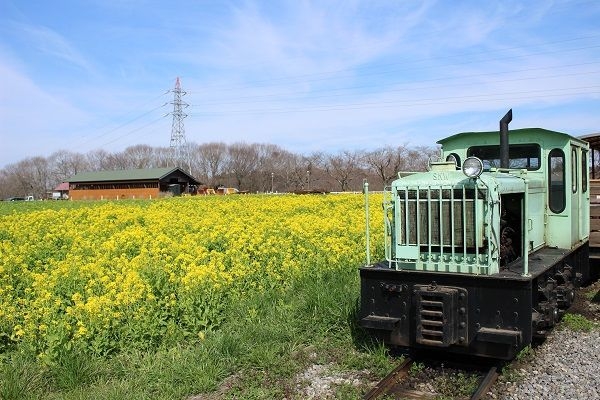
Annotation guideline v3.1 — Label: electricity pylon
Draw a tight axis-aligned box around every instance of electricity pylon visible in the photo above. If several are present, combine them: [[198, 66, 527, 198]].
[[169, 77, 191, 173]]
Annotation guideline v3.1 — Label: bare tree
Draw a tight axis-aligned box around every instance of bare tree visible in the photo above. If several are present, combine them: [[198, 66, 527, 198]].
[[48, 150, 89, 185], [153, 147, 173, 168], [305, 152, 328, 191], [86, 149, 112, 171], [188, 142, 201, 179], [195, 142, 228, 187], [404, 146, 440, 171], [103, 152, 131, 170], [269, 146, 295, 193], [364, 145, 408, 188], [28, 157, 51, 198], [325, 150, 364, 192], [0, 157, 50, 199], [0, 170, 13, 199], [282, 154, 309, 191], [0, 163, 28, 198], [123, 144, 156, 169], [250, 144, 292, 192], [226, 143, 259, 190]]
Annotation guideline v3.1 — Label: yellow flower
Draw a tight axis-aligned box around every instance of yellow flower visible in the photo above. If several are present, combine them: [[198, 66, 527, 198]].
[[0, 193, 384, 354]]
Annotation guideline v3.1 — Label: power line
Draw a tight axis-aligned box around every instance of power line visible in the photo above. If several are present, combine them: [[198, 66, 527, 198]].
[[185, 34, 600, 92], [99, 116, 168, 147], [187, 85, 600, 116], [69, 94, 170, 151], [188, 65, 600, 107]]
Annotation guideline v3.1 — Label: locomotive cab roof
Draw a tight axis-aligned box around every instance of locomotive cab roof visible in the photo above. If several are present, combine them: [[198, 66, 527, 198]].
[[437, 127, 587, 173], [438, 127, 586, 149]]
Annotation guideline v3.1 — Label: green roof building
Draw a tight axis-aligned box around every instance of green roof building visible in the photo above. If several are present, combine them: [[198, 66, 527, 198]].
[[68, 167, 199, 200]]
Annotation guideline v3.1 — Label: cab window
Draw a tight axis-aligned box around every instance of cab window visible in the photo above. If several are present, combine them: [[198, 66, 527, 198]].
[[582, 150, 588, 193], [467, 144, 540, 171], [548, 148, 566, 213], [572, 147, 578, 193]]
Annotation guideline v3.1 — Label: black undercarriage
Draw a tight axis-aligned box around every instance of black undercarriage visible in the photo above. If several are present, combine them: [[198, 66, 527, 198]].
[[359, 242, 590, 359]]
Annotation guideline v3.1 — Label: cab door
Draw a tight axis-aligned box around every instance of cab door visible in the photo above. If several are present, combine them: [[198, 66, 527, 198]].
[[580, 147, 590, 241], [571, 145, 580, 245]]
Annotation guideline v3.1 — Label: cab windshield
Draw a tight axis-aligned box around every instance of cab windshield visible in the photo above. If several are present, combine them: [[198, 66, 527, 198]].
[[467, 144, 541, 171]]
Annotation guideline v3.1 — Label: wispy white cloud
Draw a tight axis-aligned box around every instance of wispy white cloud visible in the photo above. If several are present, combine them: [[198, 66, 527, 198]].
[[14, 22, 95, 74], [200, 1, 433, 78], [0, 54, 91, 164]]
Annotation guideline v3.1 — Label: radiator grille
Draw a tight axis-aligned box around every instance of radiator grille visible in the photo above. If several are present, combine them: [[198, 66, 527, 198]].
[[397, 187, 482, 249]]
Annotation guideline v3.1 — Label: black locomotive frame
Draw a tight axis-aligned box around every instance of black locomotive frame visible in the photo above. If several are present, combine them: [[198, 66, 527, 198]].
[[359, 242, 590, 359]]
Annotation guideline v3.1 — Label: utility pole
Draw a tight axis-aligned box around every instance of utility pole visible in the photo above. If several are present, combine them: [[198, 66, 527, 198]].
[[169, 77, 191, 174]]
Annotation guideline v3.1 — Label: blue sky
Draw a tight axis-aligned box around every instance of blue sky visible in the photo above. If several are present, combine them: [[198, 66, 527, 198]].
[[1, 0, 600, 168]]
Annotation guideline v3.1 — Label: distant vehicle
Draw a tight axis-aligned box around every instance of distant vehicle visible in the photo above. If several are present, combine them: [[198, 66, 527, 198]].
[[199, 187, 240, 195], [4, 196, 34, 201], [51, 192, 68, 200], [217, 187, 239, 195]]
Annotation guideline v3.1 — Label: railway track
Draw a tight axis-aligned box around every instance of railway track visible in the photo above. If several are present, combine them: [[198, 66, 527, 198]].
[[363, 357, 499, 400]]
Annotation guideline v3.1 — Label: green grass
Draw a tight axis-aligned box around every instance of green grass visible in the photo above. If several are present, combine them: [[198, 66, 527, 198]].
[[433, 371, 480, 398], [515, 345, 533, 361], [584, 288, 600, 302], [408, 361, 425, 376], [0, 264, 395, 399], [561, 313, 598, 332]]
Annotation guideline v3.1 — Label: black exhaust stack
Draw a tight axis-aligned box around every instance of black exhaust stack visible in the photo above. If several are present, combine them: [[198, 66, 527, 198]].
[[500, 109, 513, 169]]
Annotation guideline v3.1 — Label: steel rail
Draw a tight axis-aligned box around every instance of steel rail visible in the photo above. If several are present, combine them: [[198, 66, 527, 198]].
[[471, 366, 498, 400], [364, 359, 499, 400], [362, 357, 413, 400]]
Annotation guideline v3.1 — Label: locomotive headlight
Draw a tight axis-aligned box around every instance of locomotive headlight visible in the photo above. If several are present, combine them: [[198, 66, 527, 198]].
[[462, 156, 483, 178]]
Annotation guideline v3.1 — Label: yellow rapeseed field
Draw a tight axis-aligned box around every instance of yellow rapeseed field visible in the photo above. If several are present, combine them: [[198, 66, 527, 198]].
[[0, 194, 383, 361]]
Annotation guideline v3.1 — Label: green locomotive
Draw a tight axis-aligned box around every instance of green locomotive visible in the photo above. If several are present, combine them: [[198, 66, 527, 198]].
[[359, 110, 591, 359]]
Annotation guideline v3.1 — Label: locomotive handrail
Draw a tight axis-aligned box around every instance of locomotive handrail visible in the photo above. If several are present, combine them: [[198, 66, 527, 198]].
[[382, 187, 395, 266], [522, 177, 531, 277], [364, 180, 371, 266]]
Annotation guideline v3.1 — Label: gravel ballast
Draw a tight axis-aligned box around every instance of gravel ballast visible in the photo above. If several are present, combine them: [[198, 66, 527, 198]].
[[487, 279, 600, 400], [488, 329, 600, 400]]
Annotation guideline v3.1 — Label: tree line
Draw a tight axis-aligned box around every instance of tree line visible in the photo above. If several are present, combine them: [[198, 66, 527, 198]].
[[0, 142, 438, 199]]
